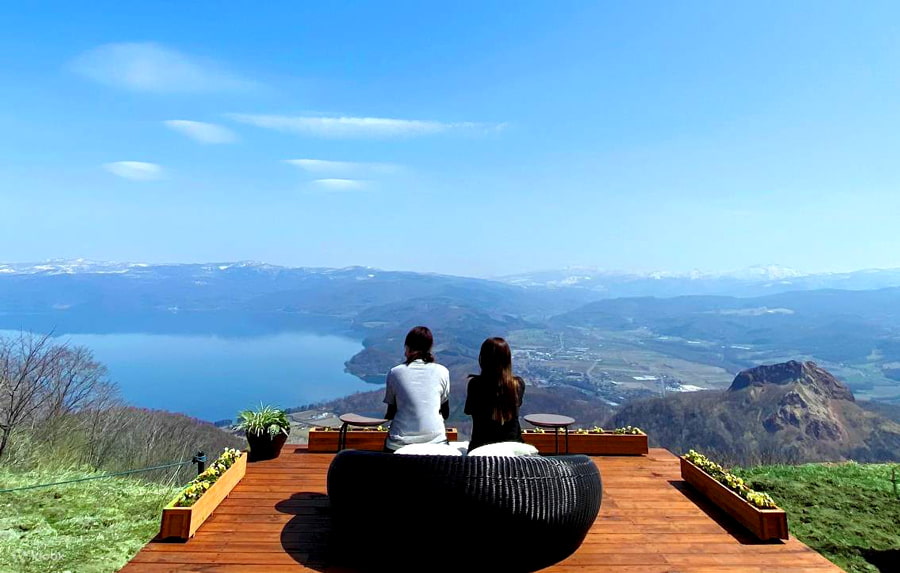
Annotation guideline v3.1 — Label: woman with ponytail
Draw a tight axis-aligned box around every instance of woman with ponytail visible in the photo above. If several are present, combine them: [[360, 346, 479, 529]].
[[382, 326, 451, 452], [464, 337, 526, 451]]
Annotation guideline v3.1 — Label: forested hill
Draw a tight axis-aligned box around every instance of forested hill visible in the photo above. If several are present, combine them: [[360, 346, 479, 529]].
[[0, 331, 243, 475]]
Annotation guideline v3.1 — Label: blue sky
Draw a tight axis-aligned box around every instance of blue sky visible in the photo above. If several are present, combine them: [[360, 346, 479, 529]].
[[2, 1, 899, 277]]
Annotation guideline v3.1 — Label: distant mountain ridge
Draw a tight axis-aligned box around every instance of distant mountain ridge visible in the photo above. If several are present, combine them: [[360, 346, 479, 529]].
[[8, 259, 900, 299], [614, 361, 900, 464], [500, 263, 806, 284], [4, 259, 900, 396], [498, 265, 900, 298], [0, 259, 562, 319], [0, 258, 376, 277]]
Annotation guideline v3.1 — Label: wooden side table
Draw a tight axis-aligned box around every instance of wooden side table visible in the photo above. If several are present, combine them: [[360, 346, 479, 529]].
[[338, 413, 389, 451], [524, 413, 576, 454]]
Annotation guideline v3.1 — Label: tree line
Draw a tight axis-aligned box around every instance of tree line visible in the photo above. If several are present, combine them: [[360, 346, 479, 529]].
[[0, 332, 242, 483]]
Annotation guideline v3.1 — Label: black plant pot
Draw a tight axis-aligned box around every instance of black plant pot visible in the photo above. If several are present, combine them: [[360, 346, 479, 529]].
[[246, 431, 289, 461]]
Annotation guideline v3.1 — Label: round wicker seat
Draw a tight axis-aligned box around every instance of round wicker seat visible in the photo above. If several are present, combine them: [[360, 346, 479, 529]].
[[326, 450, 602, 572]]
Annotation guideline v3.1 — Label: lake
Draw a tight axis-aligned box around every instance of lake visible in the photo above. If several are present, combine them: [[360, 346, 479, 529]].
[[10, 330, 375, 422]]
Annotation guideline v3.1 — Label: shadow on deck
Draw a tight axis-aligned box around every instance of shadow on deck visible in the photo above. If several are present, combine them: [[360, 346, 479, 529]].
[[121, 447, 843, 573]]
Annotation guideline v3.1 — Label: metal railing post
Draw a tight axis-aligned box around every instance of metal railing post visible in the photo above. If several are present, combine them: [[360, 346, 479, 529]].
[[193, 451, 207, 475]]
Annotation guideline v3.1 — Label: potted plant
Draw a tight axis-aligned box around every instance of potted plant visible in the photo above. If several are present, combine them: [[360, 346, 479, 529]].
[[522, 425, 649, 455], [680, 449, 788, 540], [158, 448, 248, 540], [236, 403, 291, 461], [307, 426, 459, 452]]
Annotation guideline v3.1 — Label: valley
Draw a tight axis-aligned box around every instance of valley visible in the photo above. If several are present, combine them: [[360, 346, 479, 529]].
[[506, 327, 734, 404], [504, 322, 900, 405]]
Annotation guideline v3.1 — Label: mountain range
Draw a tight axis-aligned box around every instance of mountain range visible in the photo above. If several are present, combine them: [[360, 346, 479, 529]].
[[9, 259, 900, 298], [499, 264, 900, 298], [2, 259, 900, 462], [3, 259, 900, 395]]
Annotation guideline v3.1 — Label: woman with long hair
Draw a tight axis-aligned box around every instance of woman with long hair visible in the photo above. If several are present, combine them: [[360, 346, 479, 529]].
[[464, 337, 526, 451], [382, 325, 450, 452]]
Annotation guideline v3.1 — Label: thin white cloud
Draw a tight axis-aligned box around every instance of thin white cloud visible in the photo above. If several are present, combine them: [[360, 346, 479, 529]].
[[311, 178, 368, 191], [165, 120, 238, 144], [72, 43, 256, 93], [103, 161, 164, 181], [228, 114, 502, 138], [284, 159, 401, 176]]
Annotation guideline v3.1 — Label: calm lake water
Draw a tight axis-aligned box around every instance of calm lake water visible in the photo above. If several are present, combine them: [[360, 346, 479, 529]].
[[26, 331, 373, 422]]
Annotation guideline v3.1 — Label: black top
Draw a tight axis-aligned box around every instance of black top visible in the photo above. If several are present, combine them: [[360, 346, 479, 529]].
[[464, 375, 526, 451]]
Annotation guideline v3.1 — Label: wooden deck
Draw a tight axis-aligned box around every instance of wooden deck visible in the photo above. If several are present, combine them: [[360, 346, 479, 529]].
[[121, 447, 844, 572]]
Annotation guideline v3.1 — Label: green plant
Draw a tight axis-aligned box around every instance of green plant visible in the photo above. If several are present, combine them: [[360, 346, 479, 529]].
[[612, 425, 644, 435], [683, 449, 777, 509], [311, 425, 390, 432], [235, 404, 290, 437], [172, 448, 243, 507], [568, 426, 645, 435]]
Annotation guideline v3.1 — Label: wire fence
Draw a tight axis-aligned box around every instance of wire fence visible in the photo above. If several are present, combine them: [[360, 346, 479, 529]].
[[0, 451, 207, 494]]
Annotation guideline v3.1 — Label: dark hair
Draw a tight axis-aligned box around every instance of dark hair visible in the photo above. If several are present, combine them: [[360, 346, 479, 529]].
[[404, 326, 435, 365], [471, 337, 519, 424]]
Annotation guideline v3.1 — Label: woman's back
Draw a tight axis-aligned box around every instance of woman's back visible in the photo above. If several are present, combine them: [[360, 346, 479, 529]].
[[465, 374, 525, 451], [384, 359, 450, 450]]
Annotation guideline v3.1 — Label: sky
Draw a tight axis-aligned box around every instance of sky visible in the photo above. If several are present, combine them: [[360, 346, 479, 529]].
[[2, 1, 900, 278]]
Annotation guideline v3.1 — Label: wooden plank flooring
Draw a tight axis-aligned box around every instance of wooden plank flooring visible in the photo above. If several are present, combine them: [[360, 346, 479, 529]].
[[121, 448, 844, 572]]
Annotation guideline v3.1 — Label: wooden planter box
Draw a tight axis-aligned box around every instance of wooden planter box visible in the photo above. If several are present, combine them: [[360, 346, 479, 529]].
[[680, 457, 788, 540], [522, 431, 648, 455], [308, 428, 459, 452], [157, 451, 248, 541]]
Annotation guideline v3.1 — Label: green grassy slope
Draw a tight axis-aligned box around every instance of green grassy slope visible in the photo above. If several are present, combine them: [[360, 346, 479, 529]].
[[0, 469, 178, 573], [735, 462, 900, 573]]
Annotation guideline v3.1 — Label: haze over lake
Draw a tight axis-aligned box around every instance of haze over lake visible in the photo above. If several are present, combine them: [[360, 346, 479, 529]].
[[5, 329, 374, 422]]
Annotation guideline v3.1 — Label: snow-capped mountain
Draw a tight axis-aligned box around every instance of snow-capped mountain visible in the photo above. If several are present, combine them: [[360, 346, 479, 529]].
[[499, 264, 805, 285], [5, 259, 900, 303], [0, 259, 296, 276], [0, 259, 138, 275], [0, 259, 549, 319], [718, 265, 806, 281], [497, 265, 900, 298]]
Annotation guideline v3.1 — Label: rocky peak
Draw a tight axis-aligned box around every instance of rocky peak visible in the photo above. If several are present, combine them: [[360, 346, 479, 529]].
[[729, 360, 855, 401]]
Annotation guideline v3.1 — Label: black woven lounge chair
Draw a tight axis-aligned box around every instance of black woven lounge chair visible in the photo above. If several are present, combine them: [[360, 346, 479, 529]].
[[326, 450, 602, 572]]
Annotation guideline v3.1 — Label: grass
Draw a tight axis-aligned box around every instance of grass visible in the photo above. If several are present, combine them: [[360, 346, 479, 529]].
[[735, 462, 900, 573], [0, 468, 179, 573]]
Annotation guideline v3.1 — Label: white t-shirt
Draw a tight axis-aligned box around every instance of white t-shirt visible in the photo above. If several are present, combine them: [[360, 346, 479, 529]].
[[383, 359, 450, 451]]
